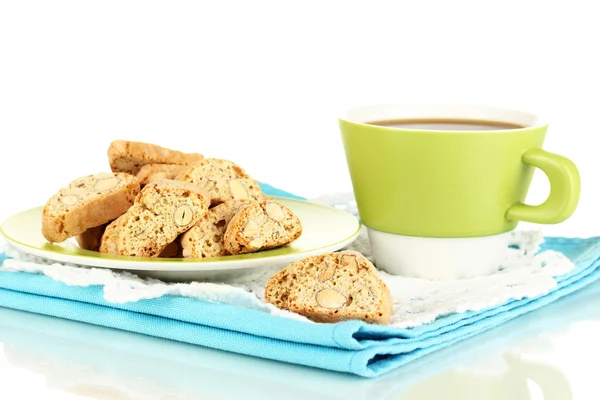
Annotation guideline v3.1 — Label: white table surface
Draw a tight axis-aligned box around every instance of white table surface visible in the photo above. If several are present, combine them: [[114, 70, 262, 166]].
[[1, 278, 598, 400]]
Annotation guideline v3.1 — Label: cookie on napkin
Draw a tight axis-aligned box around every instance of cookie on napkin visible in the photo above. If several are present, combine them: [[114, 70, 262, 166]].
[[265, 251, 393, 324]]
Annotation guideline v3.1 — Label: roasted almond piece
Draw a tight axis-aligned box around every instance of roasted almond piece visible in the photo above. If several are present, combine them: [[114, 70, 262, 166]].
[[229, 179, 250, 200], [315, 289, 347, 309], [317, 260, 336, 282], [265, 201, 285, 222], [173, 205, 194, 227], [340, 254, 359, 272], [94, 177, 120, 192], [243, 220, 260, 237], [60, 194, 80, 206]]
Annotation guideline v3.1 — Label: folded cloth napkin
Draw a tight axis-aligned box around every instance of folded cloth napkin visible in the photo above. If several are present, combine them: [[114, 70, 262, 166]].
[[3, 279, 600, 400], [1, 184, 599, 378]]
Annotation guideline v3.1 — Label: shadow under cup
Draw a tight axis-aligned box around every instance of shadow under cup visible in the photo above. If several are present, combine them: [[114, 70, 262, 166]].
[[339, 105, 580, 279]]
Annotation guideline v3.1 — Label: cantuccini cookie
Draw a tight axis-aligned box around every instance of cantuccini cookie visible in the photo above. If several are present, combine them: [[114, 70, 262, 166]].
[[42, 172, 140, 243], [179, 158, 263, 206], [76, 223, 109, 252], [99, 215, 183, 257], [98, 215, 124, 254], [224, 200, 302, 255], [113, 179, 210, 257], [264, 251, 393, 325], [108, 140, 203, 175], [180, 200, 249, 258]]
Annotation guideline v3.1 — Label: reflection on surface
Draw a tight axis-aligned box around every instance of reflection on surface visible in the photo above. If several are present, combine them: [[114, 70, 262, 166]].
[[2, 345, 194, 400], [0, 281, 600, 400], [398, 352, 573, 400], [0, 307, 364, 400]]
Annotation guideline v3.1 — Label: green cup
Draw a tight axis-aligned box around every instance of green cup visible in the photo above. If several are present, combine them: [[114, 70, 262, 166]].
[[339, 105, 580, 279]]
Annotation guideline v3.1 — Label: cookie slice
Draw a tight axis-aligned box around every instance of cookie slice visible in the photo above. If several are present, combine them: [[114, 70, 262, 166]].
[[108, 140, 203, 175], [180, 200, 249, 258], [223, 200, 302, 255], [42, 172, 140, 243], [179, 158, 263, 206], [99, 215, 124, 254], [265, 251, 393, 325], [136, 163, 190, 187], [99, 215, 183, 257], [114, 179, 210, 257], [76, 223, 109, 251]]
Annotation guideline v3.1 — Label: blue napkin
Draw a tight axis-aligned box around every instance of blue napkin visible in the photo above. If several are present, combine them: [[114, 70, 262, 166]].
[[1, 184, 599, 377]]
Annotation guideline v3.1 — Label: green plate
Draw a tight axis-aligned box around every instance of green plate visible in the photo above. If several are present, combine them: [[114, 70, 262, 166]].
[[0, 198, 361, 282]]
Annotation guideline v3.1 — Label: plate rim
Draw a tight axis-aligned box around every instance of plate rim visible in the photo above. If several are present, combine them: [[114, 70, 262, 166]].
[[0, 198, 362, 271]]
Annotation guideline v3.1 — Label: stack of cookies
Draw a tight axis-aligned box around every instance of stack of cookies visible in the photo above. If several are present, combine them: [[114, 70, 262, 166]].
[[41, 140, 303, 258], [41, 140, 393, 325]]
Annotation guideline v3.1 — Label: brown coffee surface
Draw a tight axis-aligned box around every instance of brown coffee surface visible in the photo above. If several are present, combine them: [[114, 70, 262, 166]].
[[367, 118, 525, 131]]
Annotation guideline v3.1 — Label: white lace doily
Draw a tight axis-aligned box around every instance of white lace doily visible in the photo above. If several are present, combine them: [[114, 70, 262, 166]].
[[0, 193, 575, 329]]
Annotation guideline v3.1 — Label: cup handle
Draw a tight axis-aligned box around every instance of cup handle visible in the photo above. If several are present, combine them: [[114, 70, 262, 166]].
[[506, 148, 580, 224]]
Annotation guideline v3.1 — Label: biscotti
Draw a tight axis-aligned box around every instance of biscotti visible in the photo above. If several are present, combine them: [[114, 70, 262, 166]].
[[264, 251, 393, 325], [41, 140, 309, 262], [224, 200, 302, 255], [113, 179, 210, 257], [180, 200, 249, 258], [179, 158, 263, 206], [98, 215, 124, 254], [76, 224, 108, 251], [136, 163, 190, 187], [42, 172, 140, 243], [100, 215, 183, 258], [108, 140, 203, 175]]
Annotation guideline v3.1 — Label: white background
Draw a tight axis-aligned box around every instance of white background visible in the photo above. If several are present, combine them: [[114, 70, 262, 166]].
[[0, 0, 598, 238], [0, 2, 599, 398]]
